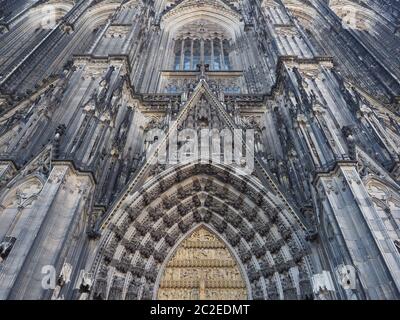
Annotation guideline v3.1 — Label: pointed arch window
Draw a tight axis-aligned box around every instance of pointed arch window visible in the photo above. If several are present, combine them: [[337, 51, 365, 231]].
[[212, 38, 221, 70], [183, 38, 192, 70], [204, 39, 212, 66], [174, 39, 182, 70], [222, 39, 232, 70], [192, 39, 201, 69]]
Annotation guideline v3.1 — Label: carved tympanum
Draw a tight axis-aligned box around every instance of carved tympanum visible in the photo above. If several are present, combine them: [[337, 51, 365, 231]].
[[157, 226, 247, 300]]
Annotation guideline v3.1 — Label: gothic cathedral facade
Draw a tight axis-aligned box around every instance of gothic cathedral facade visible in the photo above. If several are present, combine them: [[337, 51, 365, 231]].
[[0, 0, 399, 300]]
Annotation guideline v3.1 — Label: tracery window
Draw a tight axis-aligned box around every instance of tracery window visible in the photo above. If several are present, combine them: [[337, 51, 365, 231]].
[[173, 37, 233, 71]]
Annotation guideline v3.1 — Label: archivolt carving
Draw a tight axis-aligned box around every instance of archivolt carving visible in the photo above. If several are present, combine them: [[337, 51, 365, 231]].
[[329, 0, 379, 31], [280, 0, 318, 29], [366, 178, 400, 251], [161, 0, 243, 39], [1, 176, 43, 209], [90, 162, 314, 300]]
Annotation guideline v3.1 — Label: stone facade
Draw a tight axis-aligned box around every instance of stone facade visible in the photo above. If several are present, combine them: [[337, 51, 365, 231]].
[[0, 0, 399, 300]]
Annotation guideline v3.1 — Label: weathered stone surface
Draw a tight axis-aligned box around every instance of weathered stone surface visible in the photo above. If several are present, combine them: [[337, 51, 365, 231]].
[[0, 0, 399, 301]]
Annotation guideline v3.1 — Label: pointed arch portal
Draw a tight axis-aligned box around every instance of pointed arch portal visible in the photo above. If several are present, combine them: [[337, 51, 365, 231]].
[[90, 160, 314, 300], [157, 226, 248, 300]]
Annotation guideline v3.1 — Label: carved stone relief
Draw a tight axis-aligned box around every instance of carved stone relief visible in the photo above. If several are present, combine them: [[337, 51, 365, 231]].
[[157, 226, 247, 300]]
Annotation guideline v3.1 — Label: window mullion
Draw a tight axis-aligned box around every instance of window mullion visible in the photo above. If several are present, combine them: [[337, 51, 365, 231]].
[[200, 38, 204, 65], [220, 38, 225, 70], [180, 39, 184, 70], [211, 39, 214, 70], [190, 39, 194, 70]]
